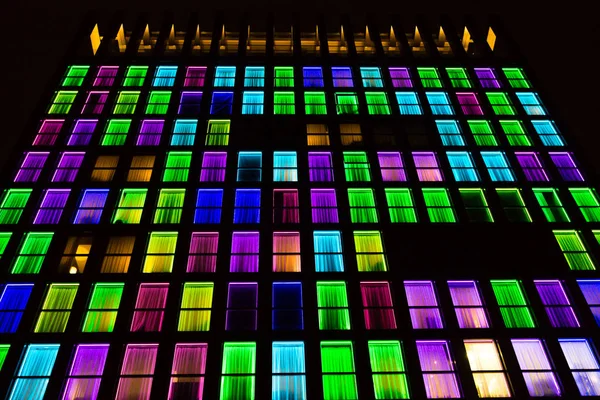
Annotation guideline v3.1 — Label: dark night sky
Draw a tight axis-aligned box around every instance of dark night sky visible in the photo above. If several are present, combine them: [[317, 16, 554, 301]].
[[2, 3, 598, 175]]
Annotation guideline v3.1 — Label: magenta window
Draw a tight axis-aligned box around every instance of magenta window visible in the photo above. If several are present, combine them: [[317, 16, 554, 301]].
[[360, 281, 397, 329], [184, 67, 207, 87], [169, 343, 207, 399], [273, 189, 299, 224], [34, 119, 63, 146], [413, 152, 443, 182], [73, 189, 109, 224], [62, 344, 109, 400], [14, 152, 49, 182], [534, 280, 580, 328], [131, 283, 169, 332], [187, 232, 219, 273], [389, 67, 413, 88], [137, 120, 164, 146], [549, 152, 584, 182], [81, 91, 109, 114], [230, 232, 259, 272], [200, 152, 227, 182], [68, 119, 97, 146], [33, 189, 70, 224], [93, 66, 118, 86], [515, 152, 549, 182], [116, 344, 158, 400], [332, 67, 354, 87], [416, 340, 461, 398], [404, 281, 444, 329], [448, 281, 489, 328], [308, 152, 334, 182], [178, 91, 203, 114], [226, 282, 258, 330], [311, 189, 339, 223], [455, 93, 483, 115], [474, 68, 501, 88], [51, 152, 85, 182], [377, 152, 407, 181]]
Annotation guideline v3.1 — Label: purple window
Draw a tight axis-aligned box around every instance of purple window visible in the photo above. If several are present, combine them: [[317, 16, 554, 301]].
[[448, 281, 489, 328], [14, 152, 49, 182], [34, 119, 63, 146], [360, 282, 397, 329], [200, 152, 227, 182], [413, 152, 443, 182], [73, 189, 109, 224], [474, 68, 501, 88], [184, 67, 207, 87], [515, 152, 549, 182], [34, 189, 70, 224], [137, 120, 164, 146], [187, 232, 218, 273], [116, 344, 158, 400], [52, 152, 85, 182], [178, 91, 203, 114], [308, 152, 334, 182], [62, 344, 109, 400], [81, 91, 109, 114], [273, 189, 300, 224], [226, 282, 258, 330], [131, 283, 168, 332], [535, 280, 580, 328], [169, 344, 207, 399], [303, 67, 324, 87], [93, 66, 118, 86], [230, 232, 259, 272], [311, 189, 339, 223], [389, 67, 413, 88], [416, 340, 461, 399], [68, 120, 97, 146], [511, 339, 562, 397], [404, 281, 444, 329], [377, 152, 407, 181], [455, 93, 483, 115], [332, 67, 354, 87], [549, 152, 584, 182]]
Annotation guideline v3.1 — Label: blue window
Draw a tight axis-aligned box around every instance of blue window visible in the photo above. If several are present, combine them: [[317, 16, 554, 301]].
[[426, 92, 454, 115], [516, 92, 546, 116], [237, 152, 262, 182], [577, 280, 600, 326], [314, 231, 344, 272], [171, 119, 197, 146], [395, 92, 422, 115], [210, 92, 233, 115], [0, 284, 33, 333], [303, 67, 324, 87], [214, 66, 236, 87], [194, 189, 223, 223], [73, 189, 109, 224], [436, 120, 465, 146], [481, 151, 515, 182], [447, 152, 479, 182], [272, 282, 303, 330], [153, 66, 177, 86], [532, 120, 564, 146], [234, 189, 261, 224], [332, 67, 353, 87]]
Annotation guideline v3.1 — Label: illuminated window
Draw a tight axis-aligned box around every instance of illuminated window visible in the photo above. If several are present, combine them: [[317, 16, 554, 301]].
[[389, 67, 413, 88], [242, 91, 264, 114], [273, 151, 297, 181], [317, 282, 350, 330], [48, 91, 77, 114], [553, 230, 595, 271], [343, 152, 371, 181], [360, 67, 383, 87], [447, 151, 479, 182], [499, 120, 532, 146], [11, 232, 53, 274], [361, 282, 396, 329], [102, 119, 131, 146], [35, 283, 79, 332], [413, 152, 443, 181], [131, 283, 169, 331], [272, 342, 306, 396], [348, 189, 378, 223], [516, 92, 546, 115], [531, 120, 565, 146], [142, 232, 177, 273], [14, 152, 48, 182], [163, 152, 192, 182], [33, 119, 63, 146], [184, 66, 206, 87], [237, 152, 262, 182], [395, 92, 422, 114], [340, 123, 363, 146], [425, 92, 453, 115], [126, 155, 154, 182], [459, 189, 493, 222], [33, 189, 70, 224], [178, 92, 202, 115], [136, 120, 164, 146], [62, 65, 89, 86], [152, 66, 177, 86], [577, 280, 600, 325], [194, 189, 223, 224], [0, 284, 33, 333], [153, 189, 185, 224], [115, 344, 158, 399], [244, 66, 264, 87], [187, 232, 218, 273], [448, 281, 489, 328], [178, 283, 213, 331], [214, 66, 236, 87], [309, 152, 334, 181], [320, 341, 358, 398], [220, 342, 256, 398], [368, 341, 408, 399], [335, 93, 359, 115], [533, 188, 570, 223], [274, 92, 295, 114], [354, 231, 387, 272], [481, 151, 515, 182], [81, 91, 108, 114], [230, 232, 260, 272], [417, 67, 442, 88], [467, 120, 498, 146], [305, 92, 327, 115], [511, 339, 561, 397], [273, 232, 301, 272], [94, 66, 118, 86], [52, 152, 84, 182], [57, 235, 92, 274], [416, 340, 461, 398], [170, 119, 197, 146], [113, 91, 140, 114], [210, 92, 233, 115], [0, 189, 31, 224], [200, 152, 226, 182], [496, 188, 532, 222], [0, 232, 11, 260], [67, 119, 97, 146], [378, 152, 406, 181], [123, 66, 148, 86], [332, 67, 353, 87], [314, 231, 344, 272], [311, 189, 338, 223], [206, 119, 230, 146], [463, 340, 511, 397], [486, 92, 516, 115], [558, 339, 600, 396], [226, 283, 258, 328], [490, 280, 536, 328], [73, 189, 109, 224], [168, 344, 207, 398], [549, 152, 584, 181], [569, 188, 600, 222], [303, 67, 323, 87], [535, 280, 579, 327], [101, 236, 135, 273], [435, 120, 465, 146], [8, 344, 59, 399], [273, 189, 299, 224], [446, 67, 471, 88], [82, 283, 123, 332], [456, 93, 483, 115], [112, 189, 147, 224], [145, 91, 171, 114], [474, 67, 501, 88], [502, 67, 531, 88], [307, 124, 329, 145], [365, 92, 391, 115], [404, 281, 443, 329], [385, 189, 417, 223], [274, 67, 294, 87]]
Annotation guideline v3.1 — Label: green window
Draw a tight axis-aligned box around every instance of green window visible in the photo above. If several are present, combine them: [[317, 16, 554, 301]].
[[112, 189, 147, 224], [335, 93, 359, 115], [142, 231, 178, 273], [490, 280, 536, 328], [0, 232, 12, 259], [417, 67, 443, 88], [385, 188, 417, 223], [569, 188, 600, 222], [486, 92, 516, 115], [274, 67, 294, 87], [82, 283, 124, 332], [502, 68, 531, 89], [368, 341, 409, 399], [102, 119, 131, 146], [274, 92, 295, 114], [113, 91, 140, 114], [467, 120, 498, 146], [317, 282, 350, 330], [348, 189, 378, 223], [154, 189, 185, 224], [123, 66, 148, 86], [206, 120, 230, 146], [305, 92, 327, 115], [343, 152, 371, 182], [48, 91, 77, 114], [35, 283, 78, 332], [354, 231, 387, 271], [0, 189, 32, 224], [62, 65, 89, 86], [532, 188, 570, 223], [145, 91, 171, 114], [220, 342, 256, 400], [321, 341, 358, 400], [365, 93, 391, 115], [178, 282, 213, 331], [163, 151, 192, 182], [496, 189, 532, 222], [11, 232, 53, 274], [0, 345, 9, 371], [499, 120, 531, 146], [422, 188, 456, 223], [446, 67, 472, 88], [553, 230, 596, 271], [459, 189, 494, 222]]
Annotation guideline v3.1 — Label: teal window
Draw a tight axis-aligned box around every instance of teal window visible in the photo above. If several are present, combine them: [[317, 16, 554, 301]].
[[516, 92, 546, 115], [171, 119, 197, 146], [242, 92, 264, 114], [531, 121, 565, 146], [436, 120, 465, 146], [214, 66, 236, 87], [447, 152, 479, 182], [426, 92, 454, 115], [395, 92, 422, 115], [481, 152, 515, 182], [360, 67, 384, 87], [153, 66, 177, 86], [244, 66, 265, 87]]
